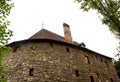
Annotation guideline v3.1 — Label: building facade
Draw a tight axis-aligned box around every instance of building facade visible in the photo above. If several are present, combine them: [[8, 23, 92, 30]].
[[3, 23, 120, 82]]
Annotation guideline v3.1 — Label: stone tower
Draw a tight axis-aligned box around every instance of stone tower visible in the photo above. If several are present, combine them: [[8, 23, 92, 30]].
[[3, 23, 120, 82]]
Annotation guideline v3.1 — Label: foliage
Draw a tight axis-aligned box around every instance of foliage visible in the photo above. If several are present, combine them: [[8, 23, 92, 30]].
[[76, 0, 120, 77], [116, 42, 120, 56], [0, 0, 13, 81], [114, 58, 120, 78], [75, 0, 120, 39]]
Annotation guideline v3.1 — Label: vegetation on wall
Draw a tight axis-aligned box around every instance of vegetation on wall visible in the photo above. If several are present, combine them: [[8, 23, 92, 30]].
[[0, 0, 13, 81]]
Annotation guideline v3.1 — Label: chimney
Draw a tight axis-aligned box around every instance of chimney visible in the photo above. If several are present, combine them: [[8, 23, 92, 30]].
[[63, 23, 72, 43]]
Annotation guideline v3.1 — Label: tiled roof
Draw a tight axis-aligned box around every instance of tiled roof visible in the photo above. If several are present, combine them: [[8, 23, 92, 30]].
[[29, 29, 79, 45]]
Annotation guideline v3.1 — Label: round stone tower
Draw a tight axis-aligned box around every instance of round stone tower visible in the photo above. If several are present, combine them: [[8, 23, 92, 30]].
[[3, 24, 120, 82]]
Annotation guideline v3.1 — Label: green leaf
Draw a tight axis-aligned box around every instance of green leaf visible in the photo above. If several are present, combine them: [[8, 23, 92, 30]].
[[0, 0, 14, 81]]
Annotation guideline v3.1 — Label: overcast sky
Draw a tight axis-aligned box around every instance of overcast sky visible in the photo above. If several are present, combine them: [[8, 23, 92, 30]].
[[8, 0, 119, 58]]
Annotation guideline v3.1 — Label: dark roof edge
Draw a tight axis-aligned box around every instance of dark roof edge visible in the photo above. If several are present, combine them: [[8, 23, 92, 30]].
[[7, 39, 112, 59]]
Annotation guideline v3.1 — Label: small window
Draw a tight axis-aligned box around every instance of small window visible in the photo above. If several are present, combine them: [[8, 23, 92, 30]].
[[49, 42, 53, 47], [110, 78, 113, 82], [101, 58, 103, 62], [90, 76, 94, 82], [97, 73, 99, 78], [89, 69, 91, 72], [75, 70, 79, 77], [29, 68, 34, 76], [12, 46, 19, 52], [30, 47, 34, 50], [95, 55, 97, 58], [84, 56, 90, 64], [105, 61, 109, 68], [66, 48, 69, 52]]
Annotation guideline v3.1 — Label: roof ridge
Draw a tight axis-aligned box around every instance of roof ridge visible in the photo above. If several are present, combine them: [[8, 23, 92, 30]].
[[29, 28, 79, 45], [43, 29, 64, 40]]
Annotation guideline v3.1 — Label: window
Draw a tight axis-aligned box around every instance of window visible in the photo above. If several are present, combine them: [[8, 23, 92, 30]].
[[84, 56, 90, 64], [90, 76, 94, 82], [30, 47, 34, 50], [97, 73, 99, 78], [75, 70, 79, 77], [29, 68, 34, 76], [110, 78, 113, 82], [49, 42, 53, 47], [89, 69, 91, 72], [101, 58, 103, 62], [66, 48, 69, 52], [12, 46, 19, 52], [95, 55, 97, 59], [105, 61, 109, 68]]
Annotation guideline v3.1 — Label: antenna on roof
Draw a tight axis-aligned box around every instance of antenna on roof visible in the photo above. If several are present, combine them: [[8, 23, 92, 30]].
[[42, 21, 44, 29]]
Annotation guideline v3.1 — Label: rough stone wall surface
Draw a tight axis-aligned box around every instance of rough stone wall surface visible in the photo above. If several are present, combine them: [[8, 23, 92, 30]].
[[3, 41, 120, 82]]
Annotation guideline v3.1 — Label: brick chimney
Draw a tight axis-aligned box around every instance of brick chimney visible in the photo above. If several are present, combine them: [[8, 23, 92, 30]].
[[63, 23, 72, 43]]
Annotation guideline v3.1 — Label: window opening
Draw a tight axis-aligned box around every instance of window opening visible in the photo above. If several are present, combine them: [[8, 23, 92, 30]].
[[30, 47, 34, 50], [110, 78, 113, 82], [95, 55, 97, 59], [105, 61, 109, 68], [12, 46, 19, 52], [50, 42, 53, 47], [29, 68, 34, 76], [101, 58, 103, 62], [90, 76, 94, 82], [66, 48, 69, 52], [84, 56, 90, 64], [97, 73, 99, 78], [75, 70, 79, 77], [89, 69, 91, 72]]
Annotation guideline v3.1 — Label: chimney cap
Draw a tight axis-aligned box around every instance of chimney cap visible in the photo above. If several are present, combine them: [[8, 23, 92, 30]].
[[63, 23, 70, 27]]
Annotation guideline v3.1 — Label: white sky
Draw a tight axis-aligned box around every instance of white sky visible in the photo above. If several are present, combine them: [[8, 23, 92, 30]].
[[8, 0, 119, 58]]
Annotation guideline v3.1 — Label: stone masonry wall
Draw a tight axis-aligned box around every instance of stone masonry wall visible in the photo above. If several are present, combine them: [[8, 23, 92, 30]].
[[3, 41, 120, 82]]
